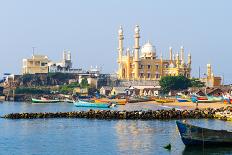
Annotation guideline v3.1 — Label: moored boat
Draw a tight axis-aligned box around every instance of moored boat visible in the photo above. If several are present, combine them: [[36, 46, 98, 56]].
[[176, 121, 232, 146], [223, 94, 232, 104], [190, 95, 222, 103], [176, 98, 190, 102], [32, 97, 60, 103], [155, 98, 175, 103], [94, 98, 127, 105], [74, 99, 114, 108]]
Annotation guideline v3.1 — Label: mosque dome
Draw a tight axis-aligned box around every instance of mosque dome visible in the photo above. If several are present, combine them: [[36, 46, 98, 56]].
[[140, 41, 156, 59], [169, 63, 175, 68], [141, 41, 155, 54]]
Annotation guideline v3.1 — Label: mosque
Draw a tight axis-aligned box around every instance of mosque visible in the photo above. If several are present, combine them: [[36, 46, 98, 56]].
[[117, 25, 191, 81]]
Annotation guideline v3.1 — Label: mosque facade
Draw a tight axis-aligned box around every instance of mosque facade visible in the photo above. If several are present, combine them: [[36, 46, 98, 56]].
[[117, 25, 191, 80]]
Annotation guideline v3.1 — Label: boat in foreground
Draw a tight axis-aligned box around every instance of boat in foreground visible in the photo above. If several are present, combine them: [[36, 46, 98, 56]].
[[176, 121, 232, 146], [32, 97, 60, 103], [74, 99, 114, 108]]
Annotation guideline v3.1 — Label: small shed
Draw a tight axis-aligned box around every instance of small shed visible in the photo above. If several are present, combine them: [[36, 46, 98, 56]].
[[111, 87, 128, 96], [100, 86, 112, 96], [128, 86, 161, 96], [73, 87, 88, 96]]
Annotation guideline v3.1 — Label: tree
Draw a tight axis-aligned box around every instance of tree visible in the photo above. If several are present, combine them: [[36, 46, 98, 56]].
[[190, 78, 205, 88], [159, 75, 191, 94], [80, 78, 89, 88], [59, 82, 80, 94]]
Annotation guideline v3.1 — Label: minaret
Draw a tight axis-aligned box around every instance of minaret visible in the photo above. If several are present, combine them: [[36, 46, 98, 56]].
[[160, 53, 163, 77], [176, 53, 180, 68], [180, 46, 184, 60], [134, 25, 140, 80], [169, 47, 173, 62], [118, 26, 124, 63], [63, 50, 67, 60], [187, 53, 191, 68], [207, 64, 212, 78], [180, 46, 184, 66], [118, 26, 124, 79], [126, 48, 131, 79], [67, 51, 71, 61]]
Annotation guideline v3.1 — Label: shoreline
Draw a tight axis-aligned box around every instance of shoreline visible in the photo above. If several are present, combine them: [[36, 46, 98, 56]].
[[142, 101, 230, 110]]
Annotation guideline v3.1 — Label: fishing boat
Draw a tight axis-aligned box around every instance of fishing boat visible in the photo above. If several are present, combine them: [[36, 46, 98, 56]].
[[176, 94, 191, 102], [155, 98, 175, 103], [31, 97, 60, 103], [176, 98, 190, 102], [94, 98, 127, 105], [223, 94, 232, 104], [63, 99, 74, 103], [74, 99, 114, 108], [191, 95, 223, 103], [176, 121, 232, 146]]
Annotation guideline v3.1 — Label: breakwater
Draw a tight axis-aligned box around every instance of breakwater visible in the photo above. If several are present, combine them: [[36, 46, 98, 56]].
[[2, 107, 229, 120]]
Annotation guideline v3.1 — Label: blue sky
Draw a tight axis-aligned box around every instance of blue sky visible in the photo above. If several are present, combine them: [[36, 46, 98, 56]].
[[1, 0, 232, 83]]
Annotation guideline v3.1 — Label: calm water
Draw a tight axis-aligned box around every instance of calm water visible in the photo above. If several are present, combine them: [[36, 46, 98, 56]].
[[1, 102, 232, 155]]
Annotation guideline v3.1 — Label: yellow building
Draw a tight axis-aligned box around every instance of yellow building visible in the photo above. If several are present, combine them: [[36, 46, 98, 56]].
[[201, 64, 222, 87], [117, 25, 191, 80], [22, 55, 49, 74]]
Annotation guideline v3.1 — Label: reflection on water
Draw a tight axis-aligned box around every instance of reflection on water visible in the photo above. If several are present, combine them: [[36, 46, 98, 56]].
[[1, 102, 232, 154], [115, 121, 156, 155]]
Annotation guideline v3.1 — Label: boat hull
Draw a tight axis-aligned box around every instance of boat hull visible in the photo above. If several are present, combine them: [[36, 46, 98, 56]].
[[31, 98, 60, 103], [74, 100, 110, 108], [176, 98, 189, 102], [176, 121, 232, 146], [94, 99, 127, 105], [155, 99, 175, 103]]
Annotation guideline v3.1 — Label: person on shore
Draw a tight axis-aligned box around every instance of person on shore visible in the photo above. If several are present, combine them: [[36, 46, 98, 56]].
[[195, 101, 198, 109]]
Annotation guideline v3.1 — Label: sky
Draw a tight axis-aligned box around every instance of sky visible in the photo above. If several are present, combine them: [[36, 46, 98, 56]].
[[1, 0, 232, 83]]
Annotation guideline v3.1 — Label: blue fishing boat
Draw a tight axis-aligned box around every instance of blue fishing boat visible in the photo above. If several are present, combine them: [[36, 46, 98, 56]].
[[176, 121, 232, 146], [176, 98, 190, 102], [74, 99, 114, 108]]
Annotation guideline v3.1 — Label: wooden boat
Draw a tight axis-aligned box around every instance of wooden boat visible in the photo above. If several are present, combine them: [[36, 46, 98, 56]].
[[155, 98, 175, 103], [191, 95, 223, 103], [207, 96, 223, 102], [176, 98, 190, 102], [176, 121, 232, 146], [32, 97, 60, 103], [64, 99, 74, 103], [74, 99, 113, 108], [224, 99, 232, 104], [191, 96, 215, 103], [94, 98, 127, 105], [223, 94, 232, 104]]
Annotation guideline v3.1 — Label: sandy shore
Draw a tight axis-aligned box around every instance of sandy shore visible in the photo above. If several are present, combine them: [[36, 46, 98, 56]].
[[144, 101, 230, 110]]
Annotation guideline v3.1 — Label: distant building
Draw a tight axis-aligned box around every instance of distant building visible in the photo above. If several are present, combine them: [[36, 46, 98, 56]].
[[127, 85, 161, 96], [22, 51, 81, 75], [117, 25, 191, 81], [100, 86, 112, 96], [111, 87, 127, 96], [73, 87, 88, 96], [48, 50, 73, 73], [201, 64, 222, 87], [22, 55, 49, 74]]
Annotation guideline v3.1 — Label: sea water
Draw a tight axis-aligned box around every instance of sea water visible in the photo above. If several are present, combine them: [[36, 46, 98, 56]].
[[0, 102, 232, 155]]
